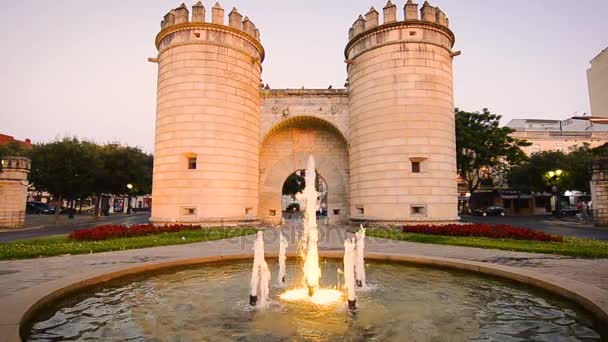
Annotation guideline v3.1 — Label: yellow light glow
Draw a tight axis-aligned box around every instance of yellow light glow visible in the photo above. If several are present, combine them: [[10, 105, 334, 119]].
[[548, 171, 555, 178], [280, 288, 343, 306], [555, 170, 563, 176]]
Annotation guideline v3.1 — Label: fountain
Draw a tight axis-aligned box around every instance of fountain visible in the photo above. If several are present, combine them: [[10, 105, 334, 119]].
[[355, 225, 366, 288], [277, 233, 288, 287], [249, 231, 270, 307], [279, 155, 343, 306], [344, 238, 357, 310], [23, 163, 605, 340]]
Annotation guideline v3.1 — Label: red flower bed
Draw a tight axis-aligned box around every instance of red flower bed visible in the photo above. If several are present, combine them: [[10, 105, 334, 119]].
[[69, 224, 208, 241], [402, 224, 563, 242]]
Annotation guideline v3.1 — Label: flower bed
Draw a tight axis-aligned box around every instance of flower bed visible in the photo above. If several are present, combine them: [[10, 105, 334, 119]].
[[402, 224, 563, 242], [69, 224, 221, 241]]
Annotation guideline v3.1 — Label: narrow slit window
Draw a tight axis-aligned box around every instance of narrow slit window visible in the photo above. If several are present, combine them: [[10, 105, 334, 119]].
[[412, 161, 421, 173], [188, 157, 197, 170], [182, 207, 197, 216], [356, 207, 364, 216], [333, 209, 341, 215], [410, 205, 427, 216]]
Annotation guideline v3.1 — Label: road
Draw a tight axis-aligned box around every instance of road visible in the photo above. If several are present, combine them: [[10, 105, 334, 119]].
[[2, 212, 608, 242], [0, 213, 150, 243], [462, 214, 608, 240]]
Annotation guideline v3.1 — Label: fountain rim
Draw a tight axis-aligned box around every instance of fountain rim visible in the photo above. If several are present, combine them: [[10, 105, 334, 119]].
[[15, 251, 608, 341]]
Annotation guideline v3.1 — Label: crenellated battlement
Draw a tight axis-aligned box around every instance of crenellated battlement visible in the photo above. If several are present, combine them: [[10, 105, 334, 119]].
[[159, 2, 260, 42], [348, 0, 451, 42]]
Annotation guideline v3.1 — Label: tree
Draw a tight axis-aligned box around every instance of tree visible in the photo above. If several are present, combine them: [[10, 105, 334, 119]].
[[508, 143, 601, 194], [29, 137, 103, 220], [93, 144, 153, 216], [281, 170, 322, 198], [282, 172, 305, 197], [508, 151, 570, 192], [0, 142, 31, 171], [456, 108, 530, 206]]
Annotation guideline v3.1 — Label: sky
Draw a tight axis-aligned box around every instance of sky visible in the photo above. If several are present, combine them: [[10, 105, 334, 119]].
[[0, 0, 606, 153]]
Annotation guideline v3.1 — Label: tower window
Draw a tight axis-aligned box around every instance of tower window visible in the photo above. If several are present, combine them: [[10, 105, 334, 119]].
[[182, 207, 197, 216], [410, 157, 427, 173], [188, 157, 197, 170], [333, 209, 341, 215], [411, 161, 421, 173], [269, 209, 277, 217], [356, 206, 364, 216], [410, 205, 427, 216]]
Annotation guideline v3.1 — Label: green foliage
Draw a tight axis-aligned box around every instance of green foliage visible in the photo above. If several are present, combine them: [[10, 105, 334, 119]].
[[281, 170, 322, 196], [97, 144, 154, 196], [0, 142, 31, 171], [28, 137, 153, 201], [508, 144, 600, 193], [455, 108, 530, 195], [29, 138, 102, 200], [0, 228, 257, 260], [367, 229, 608, 258], [282, 172, 305, 196]]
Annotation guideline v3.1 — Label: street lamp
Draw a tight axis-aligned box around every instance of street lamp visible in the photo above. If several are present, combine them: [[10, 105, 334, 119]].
[[546, 170, 563, 217], [126, 183, 133, 214]]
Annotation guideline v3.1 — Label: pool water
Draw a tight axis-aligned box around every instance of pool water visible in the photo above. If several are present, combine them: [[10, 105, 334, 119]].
[[27, 259, 602, 341]]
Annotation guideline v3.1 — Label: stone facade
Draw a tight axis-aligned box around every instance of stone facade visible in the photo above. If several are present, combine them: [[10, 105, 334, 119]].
[[0, 157, 31, 229], [152, 2, 263, 225], [346, 1, 459, 224], [151, 1, 459, 225], [591, 158, 608, 226], [506, 118, 608, 155]]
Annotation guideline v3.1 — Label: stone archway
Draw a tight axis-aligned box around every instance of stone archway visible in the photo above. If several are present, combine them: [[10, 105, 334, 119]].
[[259, 116, 349, 224]]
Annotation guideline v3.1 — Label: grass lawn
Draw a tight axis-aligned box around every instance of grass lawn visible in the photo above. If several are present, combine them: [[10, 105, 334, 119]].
[[0, 228, 257, 261], [367, 229, 608, 258]]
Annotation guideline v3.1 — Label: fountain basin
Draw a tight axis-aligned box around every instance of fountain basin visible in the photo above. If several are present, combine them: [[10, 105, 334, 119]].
[[23, 255, 606, 341]]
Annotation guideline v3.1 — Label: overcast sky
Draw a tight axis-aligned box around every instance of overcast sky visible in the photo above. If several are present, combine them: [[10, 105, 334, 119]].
[[0, 0, 606, 152]]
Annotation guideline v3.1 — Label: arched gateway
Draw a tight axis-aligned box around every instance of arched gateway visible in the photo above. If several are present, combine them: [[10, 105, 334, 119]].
[[150, 1, 459, 226]]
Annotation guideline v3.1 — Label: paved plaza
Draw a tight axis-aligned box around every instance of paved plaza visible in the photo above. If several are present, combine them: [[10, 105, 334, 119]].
[[1, 221, 607, 341]]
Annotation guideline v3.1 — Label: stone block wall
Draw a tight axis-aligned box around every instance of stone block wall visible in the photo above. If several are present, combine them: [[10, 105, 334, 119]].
[[591, 158, 608, 226], [346, 1, 459, 224], [151, 2, 264, 225], [0, 157, 31, 229]]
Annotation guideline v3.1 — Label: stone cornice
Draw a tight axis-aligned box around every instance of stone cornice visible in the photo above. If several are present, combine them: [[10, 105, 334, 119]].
[[262, 89, 348, 98], [345, 20, 455, 59], [155, 22, 265, 62]]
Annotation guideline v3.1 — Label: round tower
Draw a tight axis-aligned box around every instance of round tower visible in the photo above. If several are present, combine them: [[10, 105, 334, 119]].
[[346, 0, 459, 224], [0, 157, 31, 229], [151, 2, 264, 225]]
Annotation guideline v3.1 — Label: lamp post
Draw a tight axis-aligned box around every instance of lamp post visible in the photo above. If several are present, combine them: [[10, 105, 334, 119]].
[[126, 183, 133, 214], [547, 170, 563, 217]]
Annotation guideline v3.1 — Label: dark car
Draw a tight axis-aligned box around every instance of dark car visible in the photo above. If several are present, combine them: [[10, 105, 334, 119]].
[[559, 205, 578, 216], [26, 201, 56, 215], [473, 206, 505, 217]]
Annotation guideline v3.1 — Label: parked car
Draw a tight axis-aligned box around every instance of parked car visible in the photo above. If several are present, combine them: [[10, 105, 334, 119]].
[[473, 206, 505, 217], [26, 201, 56, 215], [560, 205, 578, 216]]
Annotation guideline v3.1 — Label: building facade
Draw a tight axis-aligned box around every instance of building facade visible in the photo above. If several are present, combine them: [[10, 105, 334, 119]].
[[458, 118, 608, 215], [587, 48, 608, 117], [151, 1, 459, 225], [506, 118, 608, 155]]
